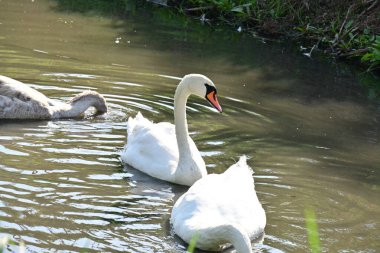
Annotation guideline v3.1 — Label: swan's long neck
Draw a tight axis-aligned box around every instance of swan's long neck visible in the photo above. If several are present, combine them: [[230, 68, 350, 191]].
[[209, 224, 253, 253], [172, 79, 206, 185], [174, 82, 192, 161]]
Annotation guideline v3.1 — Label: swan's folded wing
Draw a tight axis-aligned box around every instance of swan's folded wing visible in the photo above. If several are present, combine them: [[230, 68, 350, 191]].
[[172, 156, 265, 239], [126, 112, 175, 144]]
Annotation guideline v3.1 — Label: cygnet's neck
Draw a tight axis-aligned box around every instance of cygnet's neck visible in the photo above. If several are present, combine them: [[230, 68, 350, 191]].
[[51, 91, 106, 118]]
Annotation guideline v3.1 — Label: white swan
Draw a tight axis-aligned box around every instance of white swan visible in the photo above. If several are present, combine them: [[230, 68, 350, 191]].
[[120, 74, 222, 186], [170, 156, 266, 253], [0, 75, 107, 119]]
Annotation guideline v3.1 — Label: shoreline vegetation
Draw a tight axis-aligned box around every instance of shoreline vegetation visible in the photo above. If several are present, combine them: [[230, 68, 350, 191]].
[[158, 0, 380, 73], [54, 0, 380, 99]]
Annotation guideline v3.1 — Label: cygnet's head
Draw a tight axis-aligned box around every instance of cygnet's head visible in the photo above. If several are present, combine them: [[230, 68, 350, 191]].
[[180, 74, 222, 113], [70, 90, 108, 115]]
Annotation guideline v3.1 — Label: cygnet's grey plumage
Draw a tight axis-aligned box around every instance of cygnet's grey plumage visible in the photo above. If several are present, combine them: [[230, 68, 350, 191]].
[[0, 75, 107, 119]]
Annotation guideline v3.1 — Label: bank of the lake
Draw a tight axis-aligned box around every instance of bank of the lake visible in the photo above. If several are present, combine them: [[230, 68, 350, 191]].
[[54, 0, 380, 99], [167, 0, 380, 71]]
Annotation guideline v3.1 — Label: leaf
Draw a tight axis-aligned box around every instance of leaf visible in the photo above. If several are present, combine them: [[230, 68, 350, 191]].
[[361, 53, 373, 62], [231, 6, 244, 13], [345, 19, 353, 30], [231, 3, 252, 13]]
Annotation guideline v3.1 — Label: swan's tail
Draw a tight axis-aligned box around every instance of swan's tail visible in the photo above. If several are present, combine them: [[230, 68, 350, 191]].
[[122, 112, 146, 163], [126, 112, 151, 137], [127, 112, 141, 134], [230, 155, 253, 173], [237, 155, 247, 167], [126, 113, 137, 135], [222, 155, 255, 186]]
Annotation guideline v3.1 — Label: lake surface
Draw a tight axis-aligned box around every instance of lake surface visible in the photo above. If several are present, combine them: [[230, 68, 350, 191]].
[[0, 0, 379, 252]]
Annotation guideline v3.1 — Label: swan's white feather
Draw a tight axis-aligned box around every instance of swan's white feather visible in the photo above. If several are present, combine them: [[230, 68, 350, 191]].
[[120, 74, 219, 185], [171, 156, 266, 251], [120, 112, 202, 184]]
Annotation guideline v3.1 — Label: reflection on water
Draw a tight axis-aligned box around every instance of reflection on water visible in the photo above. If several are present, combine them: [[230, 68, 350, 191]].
[[0, 0, 379, 252]]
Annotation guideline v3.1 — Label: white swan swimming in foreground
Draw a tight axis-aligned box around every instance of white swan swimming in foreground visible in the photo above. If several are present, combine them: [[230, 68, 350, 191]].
[[170, 156, 266, 253], [120, 74, 222, 186], [0, 75, 107, 119]]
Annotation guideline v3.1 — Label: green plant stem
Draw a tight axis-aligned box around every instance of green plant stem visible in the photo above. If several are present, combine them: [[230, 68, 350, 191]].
[[305, 208, 321, 253], [187, 233, 200, 253]]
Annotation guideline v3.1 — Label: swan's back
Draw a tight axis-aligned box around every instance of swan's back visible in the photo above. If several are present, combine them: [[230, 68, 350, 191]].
[[120, 112, 180, 182], [0, 75, 53, 119], [171, 156, 266, 251]]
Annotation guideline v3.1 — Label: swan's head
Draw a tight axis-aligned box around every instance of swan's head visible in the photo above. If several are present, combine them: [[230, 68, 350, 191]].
[[70, 90, 108, 115], [181, 74, 222, 113]]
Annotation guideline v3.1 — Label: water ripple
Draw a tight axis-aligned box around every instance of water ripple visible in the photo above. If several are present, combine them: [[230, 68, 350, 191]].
[[0, 145, 29, 156], [42, 148, 115, 156]]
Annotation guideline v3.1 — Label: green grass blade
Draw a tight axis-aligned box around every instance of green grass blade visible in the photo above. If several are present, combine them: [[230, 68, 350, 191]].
[[305, 208, 321, 253], [187, 233, 200, 253]]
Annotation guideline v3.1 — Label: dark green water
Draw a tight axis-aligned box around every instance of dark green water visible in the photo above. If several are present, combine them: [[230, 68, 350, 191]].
[[0, 0, 379, 252]]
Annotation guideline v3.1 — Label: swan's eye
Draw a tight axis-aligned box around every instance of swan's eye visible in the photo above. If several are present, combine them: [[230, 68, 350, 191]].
[[204, 83, 217, 95]]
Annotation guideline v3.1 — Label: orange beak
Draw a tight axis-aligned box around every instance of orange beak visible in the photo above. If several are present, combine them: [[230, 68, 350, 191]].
[[206, 91, 222, 113]]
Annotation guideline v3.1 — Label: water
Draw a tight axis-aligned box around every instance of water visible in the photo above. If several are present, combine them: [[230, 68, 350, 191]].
[[0, 0, 379, 252]]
